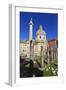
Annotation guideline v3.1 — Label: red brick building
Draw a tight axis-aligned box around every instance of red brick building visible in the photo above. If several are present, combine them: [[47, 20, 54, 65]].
[[47, 39, 58, 63], [48, 39, 58, 48]]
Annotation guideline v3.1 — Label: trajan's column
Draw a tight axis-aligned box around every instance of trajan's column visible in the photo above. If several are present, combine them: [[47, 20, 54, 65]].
[[29, 18, 33, 59], [29, 18, 33, 40]]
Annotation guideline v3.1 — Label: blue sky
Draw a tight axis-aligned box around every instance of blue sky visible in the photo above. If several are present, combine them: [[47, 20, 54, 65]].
[[20, 12, 58, 41]]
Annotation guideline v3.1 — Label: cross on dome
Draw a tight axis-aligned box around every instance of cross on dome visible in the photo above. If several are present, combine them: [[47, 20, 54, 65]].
[[39, 25, 43, 30]]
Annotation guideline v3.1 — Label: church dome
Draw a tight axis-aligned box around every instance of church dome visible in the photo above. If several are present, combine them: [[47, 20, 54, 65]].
[[36, 25, 45, 35]]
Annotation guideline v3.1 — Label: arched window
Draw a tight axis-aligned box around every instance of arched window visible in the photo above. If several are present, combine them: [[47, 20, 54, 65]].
[[41, 46, 43, 51], [40, 36, 41, 39]]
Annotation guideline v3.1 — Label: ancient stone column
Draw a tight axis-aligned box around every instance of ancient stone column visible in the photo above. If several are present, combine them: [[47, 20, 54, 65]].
[[47, 48, 50, 64]]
